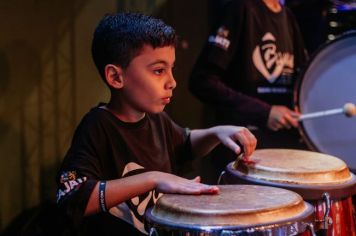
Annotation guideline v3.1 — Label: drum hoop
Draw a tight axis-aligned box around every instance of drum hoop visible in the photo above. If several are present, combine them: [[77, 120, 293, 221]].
[[225, 162, 356, 200], [293, 30, 356, 162], [144, 203, 314, 234]]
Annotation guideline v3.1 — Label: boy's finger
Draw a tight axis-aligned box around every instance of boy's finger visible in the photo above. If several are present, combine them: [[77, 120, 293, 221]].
[[225, 137, 241, 155], [191, 176, 201, 183]]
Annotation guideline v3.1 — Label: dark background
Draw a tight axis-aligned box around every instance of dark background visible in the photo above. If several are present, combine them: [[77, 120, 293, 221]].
[[1, 0, 355, 234]]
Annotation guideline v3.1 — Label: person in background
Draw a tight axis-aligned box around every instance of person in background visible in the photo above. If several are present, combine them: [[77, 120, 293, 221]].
[[56, 12, 257, 236], [189, 0, 309, 183], [286, 0, 329, 54]]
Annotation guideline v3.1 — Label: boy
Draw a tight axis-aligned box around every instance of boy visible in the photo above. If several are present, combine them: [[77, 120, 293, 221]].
[[56, 12, 257, 235]]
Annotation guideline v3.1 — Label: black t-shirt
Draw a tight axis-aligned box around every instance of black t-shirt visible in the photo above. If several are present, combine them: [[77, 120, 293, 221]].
[[190, 0, 307, 127], [56, 105, 191, 235]]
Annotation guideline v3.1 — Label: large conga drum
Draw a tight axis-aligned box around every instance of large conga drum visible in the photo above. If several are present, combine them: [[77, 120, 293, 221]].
[[145, 185, 315, 235], [222, 149, 356, 236], [295, 31, 356, 173]]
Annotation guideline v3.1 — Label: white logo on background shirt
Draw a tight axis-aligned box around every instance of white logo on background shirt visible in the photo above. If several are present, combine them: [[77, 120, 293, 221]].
[[208, 26, 231, 50], [252, 32, 294, 83]]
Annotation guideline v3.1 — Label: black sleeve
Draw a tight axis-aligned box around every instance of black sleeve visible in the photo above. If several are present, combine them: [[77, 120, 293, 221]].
[[189, 0, 271, 126], [56, 113, 107, 226]]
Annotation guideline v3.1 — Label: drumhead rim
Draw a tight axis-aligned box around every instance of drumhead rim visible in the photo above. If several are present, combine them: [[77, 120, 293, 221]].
[[225, 162, 356, 200]]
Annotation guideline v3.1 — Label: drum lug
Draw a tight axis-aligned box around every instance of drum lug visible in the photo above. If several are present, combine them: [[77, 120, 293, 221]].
[[322, 192, 333, 229], [149, 227, 158, 236], [220, 230, 233, 235], [220, 229, 244, 235], [304, 222, 316, 236], [218, 171, 226, 184]]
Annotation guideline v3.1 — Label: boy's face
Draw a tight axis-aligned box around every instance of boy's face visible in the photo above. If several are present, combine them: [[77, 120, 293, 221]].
[[119, 44, 176, 116]]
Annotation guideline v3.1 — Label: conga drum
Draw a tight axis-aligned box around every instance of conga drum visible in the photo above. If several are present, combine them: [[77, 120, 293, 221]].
[[295, 30, 356, 173], [222, 149, 356, 236], [145, 185, 316, 235]]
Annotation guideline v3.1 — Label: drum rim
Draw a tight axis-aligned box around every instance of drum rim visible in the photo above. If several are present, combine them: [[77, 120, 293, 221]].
[[225, 162, 356, 200], [144, 201, 314, 233], [293, 30, 356, 171]]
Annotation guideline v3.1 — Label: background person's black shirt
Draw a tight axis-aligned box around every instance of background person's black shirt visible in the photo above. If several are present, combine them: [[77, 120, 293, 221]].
[[190, 0, 308, 127]]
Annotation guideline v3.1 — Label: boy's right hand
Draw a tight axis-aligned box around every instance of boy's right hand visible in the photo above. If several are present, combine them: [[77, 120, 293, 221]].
[[214, 126, 257, 158], [153, 172, 219, 195]]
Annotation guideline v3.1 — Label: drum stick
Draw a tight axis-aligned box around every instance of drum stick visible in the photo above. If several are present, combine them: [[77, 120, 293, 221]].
[[299, 103, 356, 121]]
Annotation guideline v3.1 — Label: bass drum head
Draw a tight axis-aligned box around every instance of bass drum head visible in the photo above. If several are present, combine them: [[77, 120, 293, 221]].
[[296, 31, 356, 172]]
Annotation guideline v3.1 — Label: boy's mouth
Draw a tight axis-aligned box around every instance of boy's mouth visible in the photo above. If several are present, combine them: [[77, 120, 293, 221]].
[[162, 97, 171, 104]]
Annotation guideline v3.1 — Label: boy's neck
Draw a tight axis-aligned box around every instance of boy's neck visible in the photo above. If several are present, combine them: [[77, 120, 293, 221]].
[[262, 0, 282, 13], [103, 102, 146, 123]]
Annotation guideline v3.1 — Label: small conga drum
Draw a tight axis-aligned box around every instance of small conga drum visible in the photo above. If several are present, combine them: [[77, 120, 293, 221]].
[[145, 185, 315, 235], [222, 149, 356, 236]]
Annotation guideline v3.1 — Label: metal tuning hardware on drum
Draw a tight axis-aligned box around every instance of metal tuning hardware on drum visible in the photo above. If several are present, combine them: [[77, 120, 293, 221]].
[[315, 192, 333, 230], [148, 227, 158, 236], [217, 170, 225, 185], [222, 149, 356, 236]]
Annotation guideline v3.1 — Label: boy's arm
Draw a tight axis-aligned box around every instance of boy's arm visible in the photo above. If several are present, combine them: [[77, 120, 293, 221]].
[[84, 171, 218, 215], [189, 126, 257, 159]]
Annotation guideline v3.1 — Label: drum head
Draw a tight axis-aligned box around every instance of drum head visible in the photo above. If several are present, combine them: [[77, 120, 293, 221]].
[[234, 149, 352, 184], [146, 185, 312, 228], [225, 149, 356, 199], [296, 31, 356, 172]]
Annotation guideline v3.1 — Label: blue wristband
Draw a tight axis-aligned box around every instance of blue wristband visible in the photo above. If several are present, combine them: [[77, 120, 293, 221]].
[[99, 181, 107, 212]]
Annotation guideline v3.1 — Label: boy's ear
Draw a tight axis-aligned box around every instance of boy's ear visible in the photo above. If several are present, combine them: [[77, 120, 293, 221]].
[[105, 64, 124, 89]]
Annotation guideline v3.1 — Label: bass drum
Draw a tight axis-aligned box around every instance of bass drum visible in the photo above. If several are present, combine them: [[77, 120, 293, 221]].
[[295, 31, 356, 172]]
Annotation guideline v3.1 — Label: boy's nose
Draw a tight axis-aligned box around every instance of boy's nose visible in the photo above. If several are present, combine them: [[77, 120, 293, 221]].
[[166, 74, 176, 90]]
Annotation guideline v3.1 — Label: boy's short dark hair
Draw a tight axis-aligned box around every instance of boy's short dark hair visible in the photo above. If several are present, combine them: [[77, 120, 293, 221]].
[[91, 12, 177, 81]]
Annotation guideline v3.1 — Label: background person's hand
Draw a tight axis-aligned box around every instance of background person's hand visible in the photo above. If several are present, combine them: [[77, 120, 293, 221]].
[[267, 105, 299, 131]]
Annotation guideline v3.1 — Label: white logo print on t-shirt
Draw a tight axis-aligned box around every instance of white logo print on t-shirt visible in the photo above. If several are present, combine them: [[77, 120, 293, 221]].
[[109, 162, 162, 234], [252, 32, 294, 83]]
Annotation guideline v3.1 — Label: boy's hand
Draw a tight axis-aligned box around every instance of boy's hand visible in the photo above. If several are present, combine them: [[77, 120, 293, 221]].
[[153, 172, 219, 195], [214, 126, 257, 159]]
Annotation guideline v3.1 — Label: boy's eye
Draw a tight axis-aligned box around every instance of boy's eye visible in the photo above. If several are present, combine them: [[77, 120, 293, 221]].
[[153, 68, 164, 75]]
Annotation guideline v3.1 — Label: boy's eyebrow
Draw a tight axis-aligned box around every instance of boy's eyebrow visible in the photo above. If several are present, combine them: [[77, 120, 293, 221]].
[[147, 60, 175, 67]]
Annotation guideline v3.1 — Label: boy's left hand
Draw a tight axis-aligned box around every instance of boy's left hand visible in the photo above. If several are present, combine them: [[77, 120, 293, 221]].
[[215, 126, 257, 159]]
